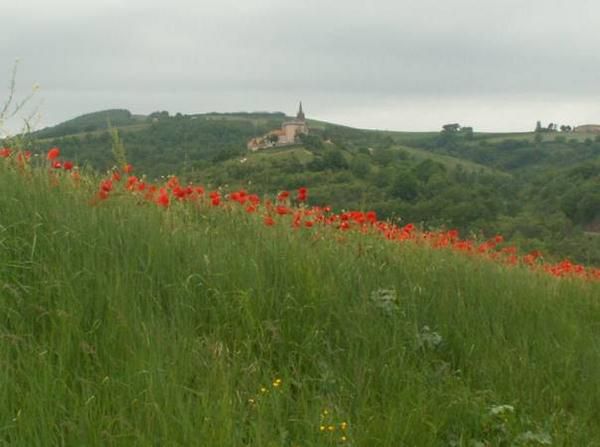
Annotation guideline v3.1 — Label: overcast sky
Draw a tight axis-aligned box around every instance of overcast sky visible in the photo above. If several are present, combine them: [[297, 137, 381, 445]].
[[2, 0, 600, 133]]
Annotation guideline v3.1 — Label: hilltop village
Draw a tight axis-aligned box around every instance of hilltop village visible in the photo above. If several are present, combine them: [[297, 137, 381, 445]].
[[247, 103, 309, 151]]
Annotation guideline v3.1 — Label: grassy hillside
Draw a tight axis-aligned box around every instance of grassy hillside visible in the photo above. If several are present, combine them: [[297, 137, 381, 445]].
[[1, 155, 600, 445], [33, 109, 145, 139], [10, 110, 600, 266]]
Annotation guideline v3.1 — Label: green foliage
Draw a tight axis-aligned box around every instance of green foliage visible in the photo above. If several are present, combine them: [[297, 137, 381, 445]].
[[390, 170, 419, 201], [461, 126, 474, 140], [322, 149, 349, 170], [299, 133, 324, 150], [30, 112, 284, 178], [371, 147, 395, 166], [414, 159, 446, 182], [34, 109, 136, 138], [25, 111, 600, 266], [350, 154, 371, 179]]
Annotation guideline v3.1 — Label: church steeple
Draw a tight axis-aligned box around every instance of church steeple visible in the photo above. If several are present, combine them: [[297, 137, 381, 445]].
[[296, 101, 305, 121]]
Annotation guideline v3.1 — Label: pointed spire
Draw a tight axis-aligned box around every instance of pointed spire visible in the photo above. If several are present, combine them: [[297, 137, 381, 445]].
[[296, 101, 305, 121]]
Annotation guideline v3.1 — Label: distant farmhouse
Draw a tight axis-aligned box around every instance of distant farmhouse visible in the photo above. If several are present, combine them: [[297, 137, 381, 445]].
[[574, 124, 600, 133], [247, 102, 309, 151]]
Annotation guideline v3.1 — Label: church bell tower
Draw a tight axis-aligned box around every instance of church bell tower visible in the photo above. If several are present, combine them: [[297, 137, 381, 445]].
[[296, 101, 305, 121]]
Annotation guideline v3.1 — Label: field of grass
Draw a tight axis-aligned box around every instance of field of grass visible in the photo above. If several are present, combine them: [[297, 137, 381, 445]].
[[1, 157, 600, 446], [371, 129, 440, 140], [480, 131, 599, 144], [248, 146, 315, 164], [392, 145, 505, 175], [35, 122, 152, 142], [248, 143, 499, 176], [201, 113, 287, 128]]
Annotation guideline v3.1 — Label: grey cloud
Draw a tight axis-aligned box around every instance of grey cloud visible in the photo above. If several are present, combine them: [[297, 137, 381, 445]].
[[2, 0, 600, 132]]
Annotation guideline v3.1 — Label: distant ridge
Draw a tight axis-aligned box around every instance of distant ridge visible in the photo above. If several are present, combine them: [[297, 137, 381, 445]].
[[34, 109, 140, 139], [574, 124, 600, 133]]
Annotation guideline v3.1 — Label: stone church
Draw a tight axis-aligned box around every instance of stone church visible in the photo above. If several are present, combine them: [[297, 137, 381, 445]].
[[247, 103, 309, 151]]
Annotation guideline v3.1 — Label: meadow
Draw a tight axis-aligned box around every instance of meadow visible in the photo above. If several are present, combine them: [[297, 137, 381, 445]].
[[1, 148, 600, 446], [28, 109, 600, 267]]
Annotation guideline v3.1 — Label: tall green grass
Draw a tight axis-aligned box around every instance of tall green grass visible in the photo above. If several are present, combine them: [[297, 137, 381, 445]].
[[1, 164, 599, 446]]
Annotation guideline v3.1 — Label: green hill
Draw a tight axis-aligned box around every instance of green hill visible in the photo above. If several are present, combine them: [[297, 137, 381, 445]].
[[33, 109, 145, 139], [1, 157, 599, 445], [12, 110, 600, 265]]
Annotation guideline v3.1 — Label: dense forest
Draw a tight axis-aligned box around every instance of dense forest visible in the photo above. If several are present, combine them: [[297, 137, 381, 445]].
[[15, 109, 600, 265]]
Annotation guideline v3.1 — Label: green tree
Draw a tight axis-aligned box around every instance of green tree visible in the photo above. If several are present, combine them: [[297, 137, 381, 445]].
[[414, 159, 446, 182], [390, 170, 418, 201], [322, 149, 348, 170], [461, 126, 474, 140], [350, 155, 371, 179], [372, 148, 395, 166]]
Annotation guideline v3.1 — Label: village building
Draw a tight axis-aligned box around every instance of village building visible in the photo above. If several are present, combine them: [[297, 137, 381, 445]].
[[247, 102, 309, 151]]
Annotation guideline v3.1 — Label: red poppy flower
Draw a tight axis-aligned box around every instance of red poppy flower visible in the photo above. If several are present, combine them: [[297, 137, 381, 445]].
[[63, 161, 74, 171], [292, 212, 303, 228], [0, 148, 11, 158], [52, 161, 62, 169], [47, 147, 60, 160], [401, 223, 415, 234], [276, 205, 291, 215], [230, 190, 248, 204], [501, 246, 517, 255], [173, 186, 186, 200], [264, 216, 275, 226], [156, 189, 170, 207], [447, 229, 459, 240], [529, 250, 541, 259], [210, 192, 221, 206], [167, 176, 180, 189], [123, 164, 133, 174], [297, 187, 308, 202], [277, 191, 290, 202], [100, 179, 113, 193]]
